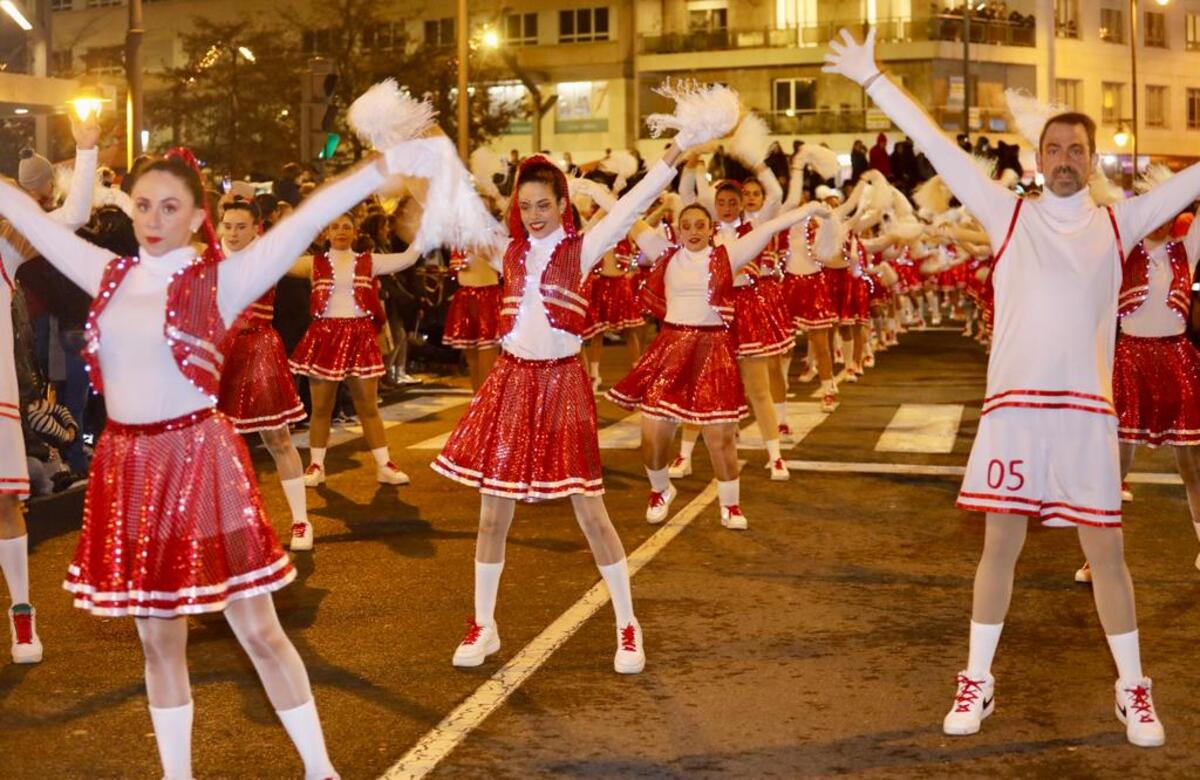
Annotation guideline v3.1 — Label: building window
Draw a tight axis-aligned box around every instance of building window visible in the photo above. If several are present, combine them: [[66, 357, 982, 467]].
[[689, 1, 728, 33], [50, 49, 73, 75], [363, 22, 401, 51], [83, 45, 123, 76], [301, 29, 334, 55], [772, 78, 816, 116], [1146, 85, 1168, 128], [50, 0, 74, 10], [1099, 8, 1123, 43], [1145, 12, 1167, 48], [425, 17, 455, 47], [505, 12, 538, 46], [1188, 89, 1200, 129], [1188, 14, 1200, 51], [86, 0, 121, 7], [559, 7, 610, 43], [1102, 82, 1124, 125], [1055, 78, 1081, 111], [1054, 0, 1079, 39]]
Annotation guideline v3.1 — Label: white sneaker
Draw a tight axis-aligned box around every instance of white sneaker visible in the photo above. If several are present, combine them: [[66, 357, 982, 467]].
[[9, 605, 42, 664], [1121, 481, 1134, 502], [942, 671, 994, 736], [302, 463, 325, 487], [645, 484, 677, 524], [452, 620, 500, 668], [1074, 561, 1092, 583], [864, 353, 876, 368], [797, 363, 818, 383], [777, 423, 795, 445], [821, 393, 839, 413], [290, 520, 314, 552], [376, 461, 411, 485], [591, 376, 602, 393], [667, 455, 692, 479], [720, 504, 748, 530], [844, 368, 859, 383], [1115, 678, 1165, 747], [769, 458, 789, 481], [614, 620, 645, 674]]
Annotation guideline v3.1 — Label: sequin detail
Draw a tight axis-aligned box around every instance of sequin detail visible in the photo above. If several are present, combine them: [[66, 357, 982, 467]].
[[443, 284, 503, 349], [289, 316, 385, 381], [1114, 334, 1200, 447], [219, 317, 306, 434]]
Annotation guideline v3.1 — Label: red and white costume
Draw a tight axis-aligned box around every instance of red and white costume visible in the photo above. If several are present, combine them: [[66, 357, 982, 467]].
[[443, 249, 502, 350], [589, 239, 646, 333], [218, 237, 306, 433], [783, 218, 838, 330], [0, 147, 98, 499], [827, 234, 872, 327], [1113, 224, 1200, 447], [289, 246, 419, 381], [433, 159, 676, 501], [0, 161, 391, 615]]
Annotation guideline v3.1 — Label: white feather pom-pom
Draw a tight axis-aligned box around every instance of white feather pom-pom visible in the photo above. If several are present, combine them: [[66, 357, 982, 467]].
[[94, 185, 133, 216], [348, 79, 436, 150], [570, 177, 617, 212], [913, 176, 952, 216], [1134, 163, 1174, 194], [645, 79, 740, 148], [470, 147, 505, 199], [1088, 171, 1125, 206], [889, 186, 914, 218], [1004, 88, 1067, 148], [729, 112, 769, 167], [794, 143, 842, 181], [599, 150, 637, 181], [410, 135, 502, 253]]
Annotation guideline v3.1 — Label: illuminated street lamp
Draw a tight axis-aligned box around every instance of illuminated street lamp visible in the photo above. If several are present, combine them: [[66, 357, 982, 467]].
[[237, 46, 256, 63], [1113, 123, 1131, 148], [70, 85, 109, 121], [0, 1, 32, 32], [481, 28, 500, 50]]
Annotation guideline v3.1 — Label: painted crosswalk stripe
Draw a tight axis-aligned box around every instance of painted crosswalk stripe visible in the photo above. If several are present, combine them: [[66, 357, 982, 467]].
[[738, 402, 827, 450], [598, 412, 644, 449], [292, 395, 470, 450], [874, 404, 964, 454]]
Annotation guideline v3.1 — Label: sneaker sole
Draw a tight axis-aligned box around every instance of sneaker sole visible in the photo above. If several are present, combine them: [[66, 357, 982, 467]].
[[291, 537, 314, 552], [770, 471, 789, 482], [943, 701, 993, 736], [12, 648, 43, 664], [1115, 705, 1166, 747], [720, 520, 748, 531], [646, 489, 677, 524], [378, 476, 412, 486], [452, 637, 501, 668], [614, 657, 646, 674], [1074, 570, 1092, 584]]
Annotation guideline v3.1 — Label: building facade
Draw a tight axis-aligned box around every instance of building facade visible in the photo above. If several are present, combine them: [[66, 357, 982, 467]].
[[39, 0, 1200, 167]]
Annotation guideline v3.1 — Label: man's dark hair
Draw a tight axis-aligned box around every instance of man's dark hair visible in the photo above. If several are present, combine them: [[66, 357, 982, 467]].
[[1038, 112, 1097, 157]]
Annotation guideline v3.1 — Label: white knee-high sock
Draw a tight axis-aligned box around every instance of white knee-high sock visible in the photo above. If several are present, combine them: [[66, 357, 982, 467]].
[[646, 467, 671, 493], [149, 701, 194, 780], [276, 699, 336, 780], [966, 621, 1003, 678], [309, 447, 327, 468], [1106, 630, 1144, 684], [679, 438, 696, 460], [774, 402, 788, 427], [0, 535, 29, 605], [765, 439, 783, 462], [474, 561, 504, 627], [370, 446, 391, 467], [598, 558, 635, 626], [280, 478, 307, 525], [717, 479, 740, 507]]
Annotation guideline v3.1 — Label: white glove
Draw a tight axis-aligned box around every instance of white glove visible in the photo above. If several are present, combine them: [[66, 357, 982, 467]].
[[821, 28, 880, 87]]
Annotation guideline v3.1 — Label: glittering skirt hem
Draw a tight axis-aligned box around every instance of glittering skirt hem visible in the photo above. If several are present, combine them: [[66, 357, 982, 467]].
[[1114, 333, 1200, 447], [290, 316, 384, 380], [444, 285, 502, 349]]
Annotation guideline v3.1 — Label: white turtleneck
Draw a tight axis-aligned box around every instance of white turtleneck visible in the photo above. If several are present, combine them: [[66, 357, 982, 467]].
[[289, 245, 421, 318]]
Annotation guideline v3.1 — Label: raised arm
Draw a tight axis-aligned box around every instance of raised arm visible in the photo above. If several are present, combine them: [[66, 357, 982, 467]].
[[49, 146, 99, 230], [580, 148, 681, 270], [728, 203, 832, 270], [823, 29, 1014, 244], [629, 220, 672, 261], [678, 162, 699, 206], [753, 163, 783, 219], [1114, 164, 1200, 253], [1183, 208, 1200, 269], [782, 158, 806, 210], [694, 164, 716, 215], [0, 179, 112, 295], [372, 245, 422, 275]]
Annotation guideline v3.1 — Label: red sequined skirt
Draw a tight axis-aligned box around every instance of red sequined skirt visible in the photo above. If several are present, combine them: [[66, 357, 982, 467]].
[[433, 353, 604, 501], [732, 284, 795, 358], [591, 274, 645, 332], [1114, 334, 1200, 447], [290, 316, 384, 381], [894, 262, 922, 294], [444, 284, 502, 349], [219, 324, 306, 433], [607, 323, 748, 424], [784, 271, 837, 330], [832, 270, 871, 326], [938, 263, 969, 291], [63, 408, 294, 617]]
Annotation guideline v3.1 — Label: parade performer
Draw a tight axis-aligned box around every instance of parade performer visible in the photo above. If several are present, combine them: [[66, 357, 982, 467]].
[[612, 199, 834, 528], [433, 80, 739, 675], [216, 200, 313, 551], [289, 213, 421, 488], [0, 116, 98, 664], [0, 108, 439, 776], [826, 28, 1200, 747], [443, 246, 503, 391]]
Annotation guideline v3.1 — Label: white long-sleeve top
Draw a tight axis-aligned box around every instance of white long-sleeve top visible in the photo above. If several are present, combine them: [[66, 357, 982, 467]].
[[866, 75, 1200, 406], [503, 160, 676, 360], [0, 160, 389, 423], [290, 246, 420, 318], [1121, 218, 1200, 337]]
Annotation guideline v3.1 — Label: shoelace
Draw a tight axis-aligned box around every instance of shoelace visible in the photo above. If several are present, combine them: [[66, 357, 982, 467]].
[[1125, 685, 1156, 723], [779, 425, 792, 436], [953, 674, 985, 713], [620, 624, 638, 652], [774, 459, 785, 470], [292, 523, 308, 539], [461, 619, 484, 646], [305, 464, 322, 475], [384, 462, 400, 471], [11, 612, 33, 645], [671, 457, 685, 468], [648, 491, 666, 509], [725, 504, 743, 517]]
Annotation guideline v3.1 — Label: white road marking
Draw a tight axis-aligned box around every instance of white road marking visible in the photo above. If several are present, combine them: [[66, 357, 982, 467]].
[[875, 404, 964, 454], [379, 481, 722, 779], [738, 402, 828, 450], [292, 396, 469, 449], [597, 412, 644, 449]]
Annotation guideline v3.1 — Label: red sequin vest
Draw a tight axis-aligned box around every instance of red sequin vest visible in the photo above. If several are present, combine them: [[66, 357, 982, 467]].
[[639, 245, 735, 326], [498, 234, 592, 337], [1118, 239, 1191, 320], [84, 255, 227, 399], [310, 251, 386, 330]]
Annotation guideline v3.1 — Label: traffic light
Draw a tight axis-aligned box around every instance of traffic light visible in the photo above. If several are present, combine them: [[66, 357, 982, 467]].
[[318, 132, 341, 160], [301, 58, 338, 163]]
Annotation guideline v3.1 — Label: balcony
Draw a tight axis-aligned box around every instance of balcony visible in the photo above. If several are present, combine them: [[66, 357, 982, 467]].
[[638, 15, 1036, 56], [639, 107, 895, 138]]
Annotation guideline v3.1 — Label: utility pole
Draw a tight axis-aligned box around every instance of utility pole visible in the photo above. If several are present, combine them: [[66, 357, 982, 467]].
[[962, 5, 971, 140], [126, 0, 145, 169], [456, 0, 469, 159], [1128, 0, 1139, 175]]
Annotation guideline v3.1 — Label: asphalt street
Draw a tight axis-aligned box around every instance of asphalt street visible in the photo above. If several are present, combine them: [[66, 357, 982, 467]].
[[3, 329, 1199, 779]]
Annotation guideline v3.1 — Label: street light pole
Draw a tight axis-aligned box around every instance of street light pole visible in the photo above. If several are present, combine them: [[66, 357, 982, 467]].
[[126, 0, 144, 169], [456, 0, 469, 159], [962, 4, 971, 139], [1128, 0, 1140, 175]]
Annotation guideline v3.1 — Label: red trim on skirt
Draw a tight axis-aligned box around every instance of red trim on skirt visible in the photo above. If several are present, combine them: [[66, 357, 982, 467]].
[[433, 352, 605, 501], [63, 407, 295, 617], [290, 316, 384, 381], [1114, 333, 1200, 446], [732, 284, 795, 358], [607, 323, 748, 424], [219, 324, 306, 433], [444, 284, 502, 349], [783, 271, 838, 330]]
